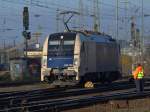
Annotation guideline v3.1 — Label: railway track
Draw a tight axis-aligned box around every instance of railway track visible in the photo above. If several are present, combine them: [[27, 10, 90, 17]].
[[0, 86, 69, 98], [0, 81, 40, 88], [0, 79, 150, 111], [0, 79, 131, 98], [1, 89, 150, 112]]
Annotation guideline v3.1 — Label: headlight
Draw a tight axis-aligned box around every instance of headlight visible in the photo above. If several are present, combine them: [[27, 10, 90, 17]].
[[42, 56, 47, 67], [74, 59, 78, 65]]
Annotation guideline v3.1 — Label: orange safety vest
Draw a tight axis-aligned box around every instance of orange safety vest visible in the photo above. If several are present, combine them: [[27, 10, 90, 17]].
[[132, 66, 144, 79]]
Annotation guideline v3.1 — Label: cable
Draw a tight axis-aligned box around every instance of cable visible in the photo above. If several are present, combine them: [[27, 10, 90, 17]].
[[86, 0, 128, 11], [0, 0, 123, 18], [1, 0, 148, 43]]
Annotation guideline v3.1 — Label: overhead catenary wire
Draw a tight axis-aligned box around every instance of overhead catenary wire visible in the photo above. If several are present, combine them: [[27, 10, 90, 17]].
[[0, 0, 131, 18], [0, 0, 147, 22], [1, 0, 138, 21], [0, 0, 129, 31], [0, 0, 149, 44]]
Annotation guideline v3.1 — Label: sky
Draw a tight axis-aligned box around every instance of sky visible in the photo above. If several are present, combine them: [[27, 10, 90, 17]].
[[0, 0, 150, 48]]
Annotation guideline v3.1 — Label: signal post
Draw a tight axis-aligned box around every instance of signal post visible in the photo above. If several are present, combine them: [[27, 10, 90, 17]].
[[22, 7, 31, 58]]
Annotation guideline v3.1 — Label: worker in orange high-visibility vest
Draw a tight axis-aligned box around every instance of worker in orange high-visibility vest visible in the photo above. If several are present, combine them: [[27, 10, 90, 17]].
[[132, 63, 144, 93]]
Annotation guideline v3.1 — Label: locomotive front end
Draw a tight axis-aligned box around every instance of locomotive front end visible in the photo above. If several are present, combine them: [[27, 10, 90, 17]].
[[41, 32, 79, 86]]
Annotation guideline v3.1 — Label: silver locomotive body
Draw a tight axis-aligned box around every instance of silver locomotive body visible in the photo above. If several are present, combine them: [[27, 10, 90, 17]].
[[41, 31, 121, 86]]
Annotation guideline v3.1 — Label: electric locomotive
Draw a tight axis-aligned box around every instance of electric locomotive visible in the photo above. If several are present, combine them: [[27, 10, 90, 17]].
[[41, 31, 121, 87]]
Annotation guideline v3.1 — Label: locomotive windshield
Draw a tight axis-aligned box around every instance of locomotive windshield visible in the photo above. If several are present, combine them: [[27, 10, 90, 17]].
[[48, 33, 76, 57]]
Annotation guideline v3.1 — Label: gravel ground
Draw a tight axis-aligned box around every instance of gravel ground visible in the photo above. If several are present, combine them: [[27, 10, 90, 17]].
[[63, 98, 150, 112]]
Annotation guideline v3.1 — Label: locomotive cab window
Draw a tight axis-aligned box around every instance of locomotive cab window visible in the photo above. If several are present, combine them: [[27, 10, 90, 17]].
[[48, 33, 76, 57]]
